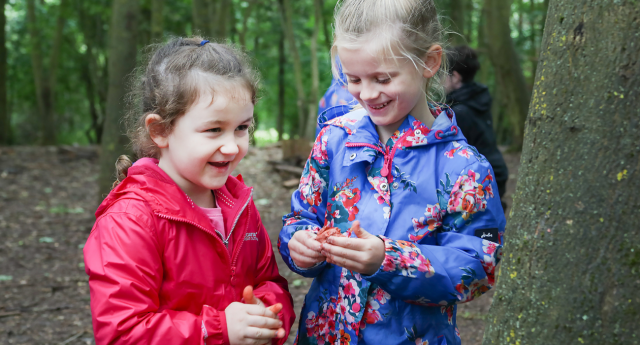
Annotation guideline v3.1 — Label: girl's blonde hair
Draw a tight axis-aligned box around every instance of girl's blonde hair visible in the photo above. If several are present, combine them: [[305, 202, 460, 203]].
[[331, 0, 448, 102], [113, 37, 259, 189]]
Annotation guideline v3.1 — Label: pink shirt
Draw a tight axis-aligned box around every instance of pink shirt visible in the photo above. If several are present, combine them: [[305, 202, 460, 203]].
[[198, 205, 226, 239]]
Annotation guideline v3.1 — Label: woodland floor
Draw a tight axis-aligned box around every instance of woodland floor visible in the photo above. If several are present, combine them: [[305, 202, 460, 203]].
[[0, 145, 520, 345]]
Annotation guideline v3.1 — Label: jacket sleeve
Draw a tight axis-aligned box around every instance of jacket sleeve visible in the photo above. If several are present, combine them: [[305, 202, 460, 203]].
[[278, 126, 332, 278], [84, 207, 228, 345], [365, 160, 505, 306], [251, 213, 296, 345]]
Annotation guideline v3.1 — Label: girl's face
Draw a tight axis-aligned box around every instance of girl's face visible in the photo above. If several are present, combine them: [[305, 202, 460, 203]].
[[151, 87, 253, 205], [338, 44, 441, 140]]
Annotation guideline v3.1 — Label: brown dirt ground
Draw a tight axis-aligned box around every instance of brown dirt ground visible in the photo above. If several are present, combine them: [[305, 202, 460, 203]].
[[0, 145, 520, 345]]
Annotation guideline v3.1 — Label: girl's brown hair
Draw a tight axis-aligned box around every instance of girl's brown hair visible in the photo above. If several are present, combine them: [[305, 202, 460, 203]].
[[112, 37, 259, 189]]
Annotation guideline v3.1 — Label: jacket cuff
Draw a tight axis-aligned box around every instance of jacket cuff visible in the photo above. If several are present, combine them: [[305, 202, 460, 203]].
[[201, 305, 230, 345], [366, 236, 436, 282]]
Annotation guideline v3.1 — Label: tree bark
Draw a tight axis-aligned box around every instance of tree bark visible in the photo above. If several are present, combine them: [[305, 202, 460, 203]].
[[305, 0, 322, 139], [217, 0, 232, 40], [151, 0, 163, 41], [192, 0, 211, 38], [278, 0, 307, 138], [0, 0, 7, 145], [483, 1, 640, 344], [238, 0, 256, 48], [98, 0, 139, 197], [27, 0, 65, 145], [277, 26, 286, 142], [482, 0, 529, 149], [449, 0, 466, 44]]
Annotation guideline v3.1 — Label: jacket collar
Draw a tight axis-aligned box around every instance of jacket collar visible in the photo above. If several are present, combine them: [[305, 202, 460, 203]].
[[96, 157, 253, 237]]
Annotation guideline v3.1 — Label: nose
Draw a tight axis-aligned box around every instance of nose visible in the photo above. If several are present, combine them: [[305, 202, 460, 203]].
[[219, 135, 240, 156], [359, 81, 380, 101]]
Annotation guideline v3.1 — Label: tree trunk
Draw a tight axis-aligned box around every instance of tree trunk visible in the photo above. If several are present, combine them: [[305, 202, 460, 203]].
[[98, 0, 139, 197], [27, 0, 65, 145], [449, 0, 466, 44], [482, 0, 529, 149], [483, 1, 640, 344], [277, 26, 286, 142], [305, 0, 321, 139], [320, 0, 332, 53], [217, 0, 232, 40], [238, 0, 256, 48], [151, 0, 163, 41], [0, 0, 7, 145], [529, 0, 538, 83], [192, 0, 211, 37], [278, 0, 307, 138]]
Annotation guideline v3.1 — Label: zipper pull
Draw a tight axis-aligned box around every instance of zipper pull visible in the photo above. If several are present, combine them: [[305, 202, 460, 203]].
[[381, 147, 391, 177]]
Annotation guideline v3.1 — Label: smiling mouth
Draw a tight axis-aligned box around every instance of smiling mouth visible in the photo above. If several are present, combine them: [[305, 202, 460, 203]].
[[209, 161, 230, 168], [369, 100, 391, 110]]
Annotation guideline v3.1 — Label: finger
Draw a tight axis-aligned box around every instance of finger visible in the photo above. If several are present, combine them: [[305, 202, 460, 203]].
[[290, 251, 324, 268], [325, 253, 361, 272], [289, 240, 325, 260], [301, 233, 323, 252], [246, 315, 284, 329], [244, 326, 278, 341], [322, 242, 364, 262], [276, 328, 285, 338], [244, 304, 278, 318], [243, 286, 258, 305], [268, 303, 283, 315], [351, 221, 373, 239]]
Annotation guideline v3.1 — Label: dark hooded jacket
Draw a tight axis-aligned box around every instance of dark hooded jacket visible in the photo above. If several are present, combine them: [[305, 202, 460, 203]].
[[446, 82, 508, 191]]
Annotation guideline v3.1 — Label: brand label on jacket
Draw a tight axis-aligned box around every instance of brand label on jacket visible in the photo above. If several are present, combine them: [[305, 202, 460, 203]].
[[474, 228, 499, 243], [245, 232, 259, 241]]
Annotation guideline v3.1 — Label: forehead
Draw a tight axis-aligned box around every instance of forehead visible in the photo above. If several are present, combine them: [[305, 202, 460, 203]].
[[338, 45, 410, 76]]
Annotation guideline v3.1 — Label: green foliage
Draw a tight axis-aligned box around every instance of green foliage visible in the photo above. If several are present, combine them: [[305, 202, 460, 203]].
[[3, 0, 545, 146]]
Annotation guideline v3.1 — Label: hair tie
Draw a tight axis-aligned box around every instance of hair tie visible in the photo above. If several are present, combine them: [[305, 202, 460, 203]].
[[200, 40, 210, 46]]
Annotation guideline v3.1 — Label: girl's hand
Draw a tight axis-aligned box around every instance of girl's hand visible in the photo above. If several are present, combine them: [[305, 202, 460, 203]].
[[288, 230, 326, 268], [321, 221, 385, 275], [242, 286, 286, 341], [225, 298, 284, 345]]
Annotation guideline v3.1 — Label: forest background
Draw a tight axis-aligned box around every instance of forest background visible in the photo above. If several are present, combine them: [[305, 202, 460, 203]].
[[1, 0, 542, 151]]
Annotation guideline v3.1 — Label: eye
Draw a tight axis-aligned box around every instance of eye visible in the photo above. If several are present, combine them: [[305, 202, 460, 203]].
[[236, 124, 250, 131], [377, 78, 391, 84], [206, 127, 222, 133], [348, 78, 361, 84]]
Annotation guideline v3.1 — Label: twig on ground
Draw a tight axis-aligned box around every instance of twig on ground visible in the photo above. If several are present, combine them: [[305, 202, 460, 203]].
[[59, 330, 85, 345]]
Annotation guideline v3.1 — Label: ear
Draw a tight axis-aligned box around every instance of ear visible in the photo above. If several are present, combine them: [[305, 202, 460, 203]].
[[145, 114, 169, 148], [421, 45, 443, 79], [452, 70, 462, 83]]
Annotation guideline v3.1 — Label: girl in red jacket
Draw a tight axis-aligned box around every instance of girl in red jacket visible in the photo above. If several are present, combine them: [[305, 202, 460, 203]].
[[83, 37, 295, 345]]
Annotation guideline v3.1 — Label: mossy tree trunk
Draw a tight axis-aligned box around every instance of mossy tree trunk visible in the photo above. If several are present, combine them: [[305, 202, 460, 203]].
[[98, 0, 139, 197], [483, 0, 530, 149], [483, 1, 640, 344], [0, 0, 7, 145]]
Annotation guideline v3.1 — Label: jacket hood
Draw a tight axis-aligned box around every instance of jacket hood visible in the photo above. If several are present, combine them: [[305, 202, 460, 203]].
[[95, 157, 253, 233], [446, 82, 492, 114], [320, 103, 466, 149]]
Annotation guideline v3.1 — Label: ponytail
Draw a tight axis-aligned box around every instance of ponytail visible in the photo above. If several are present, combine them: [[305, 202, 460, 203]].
[[112, 155, 133, 190]]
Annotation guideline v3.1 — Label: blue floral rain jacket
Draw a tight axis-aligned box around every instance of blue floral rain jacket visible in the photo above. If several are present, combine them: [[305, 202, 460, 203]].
[[279, 104, 505, 345]]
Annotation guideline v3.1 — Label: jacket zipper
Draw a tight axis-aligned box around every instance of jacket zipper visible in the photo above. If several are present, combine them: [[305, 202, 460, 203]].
[[345, 129, 413, 183], [229, 191, 253, 268], [155, 213, 232, 262]]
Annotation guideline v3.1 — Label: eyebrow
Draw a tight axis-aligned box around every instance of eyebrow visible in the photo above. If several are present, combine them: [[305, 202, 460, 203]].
[[201, 116, 254, 127]]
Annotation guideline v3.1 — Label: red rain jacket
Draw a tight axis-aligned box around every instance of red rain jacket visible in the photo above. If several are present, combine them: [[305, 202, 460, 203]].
[[84, 158, 295, 344]]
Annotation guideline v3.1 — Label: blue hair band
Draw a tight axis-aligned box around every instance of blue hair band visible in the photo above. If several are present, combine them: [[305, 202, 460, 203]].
[[200, 40, 210, 46]]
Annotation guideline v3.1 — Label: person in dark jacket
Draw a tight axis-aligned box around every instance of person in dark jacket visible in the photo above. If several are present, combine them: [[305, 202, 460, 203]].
[[445, 45, 509, 205]]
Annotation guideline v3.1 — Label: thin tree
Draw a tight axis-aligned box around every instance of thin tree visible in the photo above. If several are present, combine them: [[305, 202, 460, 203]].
[[151, 0, 163, 42], [98, 0, 140, 197], [482, 0, 530, 149], [483, 1, 640, 343], [305, 0, 322, 139], [238, 0, 256, 48], [192, 0, 212, 38], [277, 25, 286, 141], [449, 0, 466, 44], [0, 0, 7, 145], [26, 0, 66, 145], [277, 0, 307, 138]]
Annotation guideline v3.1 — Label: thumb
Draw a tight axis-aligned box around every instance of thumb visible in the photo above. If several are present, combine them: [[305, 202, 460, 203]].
[[242, 286, 262, 306], [351, 221, 373, 239]]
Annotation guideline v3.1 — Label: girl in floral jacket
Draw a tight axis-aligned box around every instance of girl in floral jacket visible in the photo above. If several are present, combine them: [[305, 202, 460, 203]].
[[278, 1, 505, 344]]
